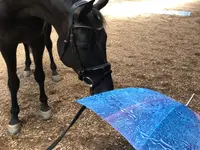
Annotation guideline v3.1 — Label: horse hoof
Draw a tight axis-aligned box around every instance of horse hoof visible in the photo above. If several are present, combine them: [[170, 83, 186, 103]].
[[52, 74, 61, 82], [8, 123, 21, 135], [40, 109, 52, 120], [23, 71, 31, 77]]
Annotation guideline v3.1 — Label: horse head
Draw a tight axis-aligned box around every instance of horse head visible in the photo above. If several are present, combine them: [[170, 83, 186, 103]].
[[57, 0, 113, 95]]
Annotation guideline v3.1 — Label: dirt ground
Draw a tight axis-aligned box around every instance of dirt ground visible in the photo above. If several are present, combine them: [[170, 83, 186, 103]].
[[0, 0, 200, 150]]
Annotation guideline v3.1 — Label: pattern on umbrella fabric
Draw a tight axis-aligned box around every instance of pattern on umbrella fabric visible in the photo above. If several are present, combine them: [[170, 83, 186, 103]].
[[77, 88, 200, 150]]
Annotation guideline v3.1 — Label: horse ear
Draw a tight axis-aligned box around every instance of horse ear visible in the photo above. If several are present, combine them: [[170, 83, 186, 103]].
[[94, 0, 108, 10], [74, 0, 95, 20]]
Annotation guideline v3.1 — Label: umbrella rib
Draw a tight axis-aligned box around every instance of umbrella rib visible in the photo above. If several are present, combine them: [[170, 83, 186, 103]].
[[185, 93, 195, 106]]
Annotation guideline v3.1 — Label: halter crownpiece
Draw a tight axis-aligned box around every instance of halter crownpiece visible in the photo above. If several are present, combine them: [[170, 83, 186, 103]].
[[72, 0, 94, 12]]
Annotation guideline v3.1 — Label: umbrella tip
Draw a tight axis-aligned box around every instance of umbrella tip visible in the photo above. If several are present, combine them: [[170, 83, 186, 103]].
[[185, 93, 195, 106]]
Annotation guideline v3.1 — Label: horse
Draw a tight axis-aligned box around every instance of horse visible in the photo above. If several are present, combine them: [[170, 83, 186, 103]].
[[22, 23, 61, 82], [0, 0, 113, 135]]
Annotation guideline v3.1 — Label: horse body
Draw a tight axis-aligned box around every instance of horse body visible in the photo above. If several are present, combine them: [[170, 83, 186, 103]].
[[0, 17, 42, 42], [0, 0, 65, 43], [0, 0, 113, 135]]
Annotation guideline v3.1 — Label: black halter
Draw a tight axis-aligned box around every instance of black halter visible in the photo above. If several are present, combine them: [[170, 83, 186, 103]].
[[46, 1, 112, 149], [62, 0, 112, 92], [68, 24, 111, 91]]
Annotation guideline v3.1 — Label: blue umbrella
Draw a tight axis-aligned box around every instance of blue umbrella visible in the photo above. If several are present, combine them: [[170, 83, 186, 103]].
[[76, 88, 200, 150]]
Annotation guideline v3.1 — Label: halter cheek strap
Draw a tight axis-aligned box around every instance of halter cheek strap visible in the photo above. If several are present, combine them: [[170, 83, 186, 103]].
[[65, 0, 90, 42], [60, 0, 90, 58]]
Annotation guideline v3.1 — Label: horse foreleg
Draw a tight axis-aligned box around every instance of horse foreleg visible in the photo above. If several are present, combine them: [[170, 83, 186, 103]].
[[45, 25, 61, 82], [30, 37, 52, 120], [0, 43, 21, 135], [23, 43, 32, 77]]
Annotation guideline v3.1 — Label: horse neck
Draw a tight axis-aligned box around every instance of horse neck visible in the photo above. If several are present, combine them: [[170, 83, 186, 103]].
[[20, 0, 72, 36]]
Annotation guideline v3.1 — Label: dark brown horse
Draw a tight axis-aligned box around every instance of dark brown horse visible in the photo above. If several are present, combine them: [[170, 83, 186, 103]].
[[23, 23, 61, 82], [0, 0, 113, 135]]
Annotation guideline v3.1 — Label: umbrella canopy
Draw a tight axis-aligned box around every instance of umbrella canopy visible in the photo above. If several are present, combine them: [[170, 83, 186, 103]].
[[76, 88, 200, 150]]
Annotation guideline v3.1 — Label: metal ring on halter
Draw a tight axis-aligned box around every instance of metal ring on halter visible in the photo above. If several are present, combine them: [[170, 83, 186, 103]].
[[82, 76, 93, 87]]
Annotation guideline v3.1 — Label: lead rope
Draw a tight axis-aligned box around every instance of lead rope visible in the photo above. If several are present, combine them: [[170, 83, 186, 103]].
[[46, 106, 87, 150], [46, 65, 111, 149], [46, 89, 94, 150]]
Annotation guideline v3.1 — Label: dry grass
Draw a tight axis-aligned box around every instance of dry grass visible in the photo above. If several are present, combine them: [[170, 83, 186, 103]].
[[0, 0, 200, 149]]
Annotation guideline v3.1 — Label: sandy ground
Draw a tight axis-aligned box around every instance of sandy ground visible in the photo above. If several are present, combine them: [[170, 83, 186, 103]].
[[0, 0, 200, 149]]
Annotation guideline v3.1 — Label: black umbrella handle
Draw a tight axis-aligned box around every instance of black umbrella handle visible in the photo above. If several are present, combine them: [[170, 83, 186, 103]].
[[46, 106, 86, 150]]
